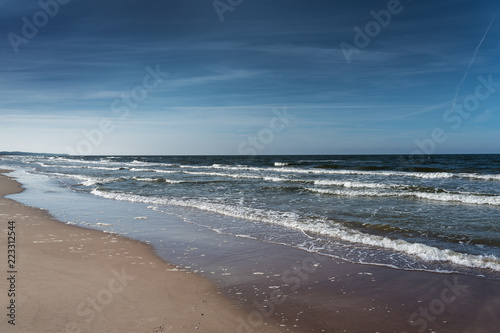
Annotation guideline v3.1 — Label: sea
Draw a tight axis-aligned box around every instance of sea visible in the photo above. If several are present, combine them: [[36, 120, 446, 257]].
[[2, 154, 500, 279]]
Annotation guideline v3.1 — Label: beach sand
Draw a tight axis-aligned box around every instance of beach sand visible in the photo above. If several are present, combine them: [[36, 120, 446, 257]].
[[0, 170, 282, 333], [2, 169, 500, 333]]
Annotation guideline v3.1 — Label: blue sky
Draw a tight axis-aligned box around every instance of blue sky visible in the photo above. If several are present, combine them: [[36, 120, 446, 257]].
[[0, 0, 499, 155]]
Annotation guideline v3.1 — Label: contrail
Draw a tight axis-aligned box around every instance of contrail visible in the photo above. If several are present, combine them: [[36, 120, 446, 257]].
[[451, 6, 499, 113], [352, 7, 499, 128]]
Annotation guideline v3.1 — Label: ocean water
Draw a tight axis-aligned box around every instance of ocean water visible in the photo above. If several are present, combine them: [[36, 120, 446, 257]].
[[2, 154, 500, 277]]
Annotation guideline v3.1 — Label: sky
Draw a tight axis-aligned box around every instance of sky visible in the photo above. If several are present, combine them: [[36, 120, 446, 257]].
[[0, 0, 499, 155]]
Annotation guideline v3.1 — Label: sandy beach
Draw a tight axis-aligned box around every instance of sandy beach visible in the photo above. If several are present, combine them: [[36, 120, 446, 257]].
[[0, 170, 282, 333]]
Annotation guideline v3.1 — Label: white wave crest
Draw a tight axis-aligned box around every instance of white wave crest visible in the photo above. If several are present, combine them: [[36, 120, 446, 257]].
[[45, 172, 120, 186], [460, 173, 500, 181], [133, 177, 184, 184], [306, 188, 500, 206], [129, 168, 175, 174], [314, 180, 389, 189], [182, 170, 261, 180]]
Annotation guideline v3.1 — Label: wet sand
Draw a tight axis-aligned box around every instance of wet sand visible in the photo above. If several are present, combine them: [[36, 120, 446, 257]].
[[169, 222, 500, 332], [217, 243, 500, 332]]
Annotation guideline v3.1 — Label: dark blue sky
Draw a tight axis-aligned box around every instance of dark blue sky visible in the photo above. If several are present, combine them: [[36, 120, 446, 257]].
[[1, 0, 499, 155]]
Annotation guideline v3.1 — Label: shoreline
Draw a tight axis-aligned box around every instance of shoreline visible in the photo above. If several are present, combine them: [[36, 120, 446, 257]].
[[0, 170, 282, 332], [2, 168, 500, 332]]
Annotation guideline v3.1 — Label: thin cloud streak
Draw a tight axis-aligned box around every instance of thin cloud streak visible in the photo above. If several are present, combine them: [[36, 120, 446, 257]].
[[450, 5, 499, 114]]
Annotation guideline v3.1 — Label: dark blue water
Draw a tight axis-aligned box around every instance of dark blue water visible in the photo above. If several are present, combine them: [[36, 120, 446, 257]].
[[2, 154, 500, 276]]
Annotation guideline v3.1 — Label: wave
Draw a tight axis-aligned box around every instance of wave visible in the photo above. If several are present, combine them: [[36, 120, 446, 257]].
[[306, 188, 500, 206], [39, 163, 84, 169], [182, 170, 261, 180], [89, 189, 500, 272], [314, 180, 389, 189], [45, 172, 122, 186], [179, 164, 462, 180], [209, 164, 500, 182], [38, 163, 126, 172], [460, 173, 500, 181], [281, 166, 457, 179], [128, 160, 175, 168], [274, 162, 291, 167], [86, 166, 125, 171], [264, 176, 292, 182], [193, 165, 500, 182], [129, 168, 176, 174], [132, 177, 185, 184], [50, 158, 167, 168], [183, 170, 298, 183]]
